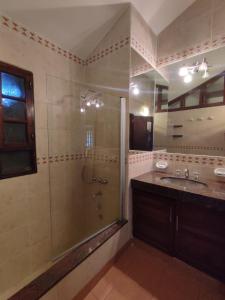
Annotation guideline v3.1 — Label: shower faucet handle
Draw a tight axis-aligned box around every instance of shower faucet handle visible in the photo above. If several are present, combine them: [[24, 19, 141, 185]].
[[91, 177, 108, 184], [101, 178, 108, 184], [98, 177, 108, 184], [92, 177, 97, 183]]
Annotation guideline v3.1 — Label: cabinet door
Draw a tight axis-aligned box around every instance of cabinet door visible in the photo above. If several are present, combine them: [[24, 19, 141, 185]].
[[175, 195, 225, 280], [133, 189, 175, 253]]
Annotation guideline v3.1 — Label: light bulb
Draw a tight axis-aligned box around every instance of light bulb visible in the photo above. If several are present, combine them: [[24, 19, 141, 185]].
[[96, 103, 100, 108], [184, 74, 192, 83], [199, 58, 207, 72], [80, 107, 85, 113], [133, 87, 140, 95], [202, 71, 209, 79], [179, 66, 188, 77], [86, 101, 91, 106], [141, 106, 149, 116]]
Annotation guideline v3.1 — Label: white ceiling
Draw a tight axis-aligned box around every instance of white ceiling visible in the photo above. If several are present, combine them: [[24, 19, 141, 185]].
[[0, 0, 196, 59]]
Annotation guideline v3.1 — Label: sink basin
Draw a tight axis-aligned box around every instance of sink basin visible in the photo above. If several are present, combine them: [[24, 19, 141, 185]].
[[160, 176, 208, 189]]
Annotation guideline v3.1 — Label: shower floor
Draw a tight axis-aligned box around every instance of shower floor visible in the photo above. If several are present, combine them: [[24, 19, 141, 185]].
[[77, 239, 225, 300]]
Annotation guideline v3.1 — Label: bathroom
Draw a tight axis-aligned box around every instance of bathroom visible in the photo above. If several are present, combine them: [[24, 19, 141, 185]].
[[0, 0, 224, 299]]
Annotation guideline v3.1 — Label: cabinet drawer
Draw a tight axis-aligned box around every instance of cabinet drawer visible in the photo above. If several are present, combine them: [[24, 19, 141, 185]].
[[175, 231, 225, 280], [133, 189, 175, 253], [177, 200, 225, 244]]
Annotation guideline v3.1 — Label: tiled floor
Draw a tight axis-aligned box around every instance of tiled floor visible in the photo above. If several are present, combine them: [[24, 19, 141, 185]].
[[83, 239, 225, 300]]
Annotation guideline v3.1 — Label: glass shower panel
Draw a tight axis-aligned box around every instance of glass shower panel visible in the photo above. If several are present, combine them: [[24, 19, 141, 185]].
[[82, 94, 121, 238], [47, 75, 122, 258]]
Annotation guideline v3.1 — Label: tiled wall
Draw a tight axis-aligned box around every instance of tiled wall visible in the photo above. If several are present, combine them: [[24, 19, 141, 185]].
[[130, 48, 153, 78], [166, 106, 225, 156], [128, 150, 225, 182], [157, 0, 225, 67], [0, 12, 84, 298], [0, 7, 131, 300], [130, 7, 157, 68], [84, 7, 130, 238]]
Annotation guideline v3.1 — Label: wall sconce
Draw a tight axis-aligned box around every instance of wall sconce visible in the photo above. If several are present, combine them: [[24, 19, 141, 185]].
[[80, 89, 104, 113], [179, 58, 210, 83]]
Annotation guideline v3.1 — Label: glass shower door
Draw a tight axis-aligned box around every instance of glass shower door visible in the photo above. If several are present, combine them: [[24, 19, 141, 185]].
[[47, 75, 123, 258]]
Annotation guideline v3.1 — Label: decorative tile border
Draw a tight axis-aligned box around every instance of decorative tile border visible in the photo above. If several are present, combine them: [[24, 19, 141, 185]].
[[131, 37, 156, 67], [152, 152, 225, 167], [128, 151, 153, 165], [155, 145, 225, 153], [85, 37, 130, 65], [37, 152, 119, 165], [0, 15, 85, 65], [0, 14, 130, 67], [131, 62, 153, 77], [128, 150, 225, 168], [157, 34, 225, 68]]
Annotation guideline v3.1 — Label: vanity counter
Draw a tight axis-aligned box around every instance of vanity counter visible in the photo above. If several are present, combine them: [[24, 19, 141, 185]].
[[131, 171, 225, 202], [131, 171, 225, 281]]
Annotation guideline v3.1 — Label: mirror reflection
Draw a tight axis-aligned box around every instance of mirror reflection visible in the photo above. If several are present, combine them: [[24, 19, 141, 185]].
[[129, 49, 168, 151], [129, 47, 225, 156]]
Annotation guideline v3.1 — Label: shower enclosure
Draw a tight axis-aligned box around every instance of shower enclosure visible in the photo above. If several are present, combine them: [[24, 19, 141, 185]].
[[47, 75, 125, 258]]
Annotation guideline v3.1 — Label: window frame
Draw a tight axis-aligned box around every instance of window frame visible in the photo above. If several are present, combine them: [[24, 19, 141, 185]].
[[0, 61, 37, 179], [168, 71, 225, 112], [155, 84, 168, 113]]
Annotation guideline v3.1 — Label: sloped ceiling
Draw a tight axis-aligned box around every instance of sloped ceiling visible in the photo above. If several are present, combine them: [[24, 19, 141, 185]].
[[0, 0, 196, 59]]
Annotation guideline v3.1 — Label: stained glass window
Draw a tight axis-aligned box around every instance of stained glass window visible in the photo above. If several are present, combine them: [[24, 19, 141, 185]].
[[2, 72, 25, 98], [2, 98, 26, 120], [0, 61, 36, 179]]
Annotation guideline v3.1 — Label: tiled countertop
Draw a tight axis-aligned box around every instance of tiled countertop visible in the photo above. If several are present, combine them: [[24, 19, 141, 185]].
[[132, 171, 225, 201]]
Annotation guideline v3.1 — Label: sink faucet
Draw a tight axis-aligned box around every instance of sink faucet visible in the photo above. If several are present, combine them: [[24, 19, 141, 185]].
[[184, 168, 189, 179]]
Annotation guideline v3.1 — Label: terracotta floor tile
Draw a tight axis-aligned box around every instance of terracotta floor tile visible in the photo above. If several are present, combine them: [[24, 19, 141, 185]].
[[81, 239, 224, 300], [91, 277, 113, 300], [104, 289, 127, 300], [83, 292, 98, 300]]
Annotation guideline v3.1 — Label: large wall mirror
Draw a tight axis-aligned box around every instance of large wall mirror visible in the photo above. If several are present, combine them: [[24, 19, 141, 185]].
[[129, 48, 168, 152], [129, 47, 225, 156]]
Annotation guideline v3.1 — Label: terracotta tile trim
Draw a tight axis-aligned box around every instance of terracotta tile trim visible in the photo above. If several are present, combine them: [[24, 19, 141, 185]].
[[153, 152, 225, 167], [155, 145, 224, 153], [9, 220, 128, 300], [85, 36, 130, 65], [0, 15, 85, 66], [37, 153, 119, 165], [131, 62, 153, 77], [0, 14, 130, 67], [131, 37, 156, 67], [157, 35, 225, 68], [128, 151, 153, 165], [128, 151, 225, 167]]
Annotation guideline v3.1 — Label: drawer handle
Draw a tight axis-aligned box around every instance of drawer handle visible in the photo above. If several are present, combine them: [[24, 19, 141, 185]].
[[176, 216, 179, 232]]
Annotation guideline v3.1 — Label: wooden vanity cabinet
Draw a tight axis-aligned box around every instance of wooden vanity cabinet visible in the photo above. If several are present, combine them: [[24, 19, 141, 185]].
[[175, 193, 225, 281], [132, 181, 225, 281], [133, 188, 175, 254]]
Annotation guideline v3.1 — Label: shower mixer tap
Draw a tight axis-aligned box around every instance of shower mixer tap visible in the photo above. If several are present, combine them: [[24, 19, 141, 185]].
[[92, 191, 103, 198], [92, 177, 108, 184]]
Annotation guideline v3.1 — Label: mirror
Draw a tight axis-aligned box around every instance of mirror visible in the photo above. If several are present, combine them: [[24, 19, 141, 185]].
[[129, 46, 225, 156], [129, 48, 168, 152]]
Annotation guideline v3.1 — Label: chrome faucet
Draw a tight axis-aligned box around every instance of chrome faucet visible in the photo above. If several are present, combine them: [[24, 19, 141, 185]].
[[184, 168, 189, 179]]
